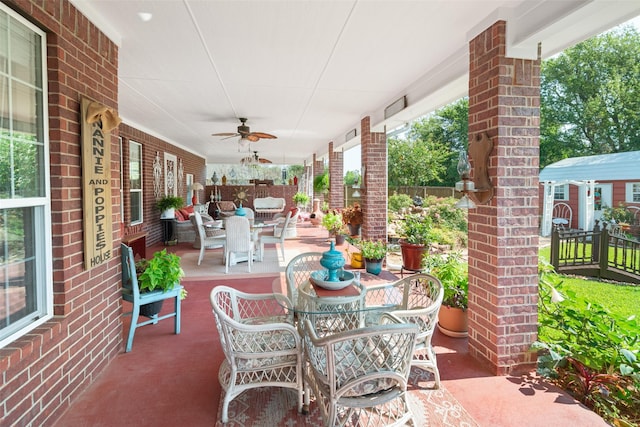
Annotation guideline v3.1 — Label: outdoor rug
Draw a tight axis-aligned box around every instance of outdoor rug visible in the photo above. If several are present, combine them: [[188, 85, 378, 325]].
[[180, 246, 285, 278], [215, 367, 479, 427]]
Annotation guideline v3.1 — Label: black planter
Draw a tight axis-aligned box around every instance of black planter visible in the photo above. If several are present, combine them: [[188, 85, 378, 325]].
[[140, 300, 164, 318], [334, 234, 346, 245], [347, 223, 361, 236]]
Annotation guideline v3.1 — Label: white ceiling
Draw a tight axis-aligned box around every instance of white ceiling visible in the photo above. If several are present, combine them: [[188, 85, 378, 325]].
[[70, 0, 640, 166]]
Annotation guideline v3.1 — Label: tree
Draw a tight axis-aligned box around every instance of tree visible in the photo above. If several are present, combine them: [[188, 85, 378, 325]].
[[540, 25, 640, 167], [388, 98, 468, 187], [343, 169, 360, 186]]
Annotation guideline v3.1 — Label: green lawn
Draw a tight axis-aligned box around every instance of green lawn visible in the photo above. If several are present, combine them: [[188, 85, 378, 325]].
[[539, 247, 640, 319]]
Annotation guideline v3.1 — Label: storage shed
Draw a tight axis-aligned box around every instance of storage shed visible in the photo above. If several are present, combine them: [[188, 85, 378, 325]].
[[539, 151, 640, 236]]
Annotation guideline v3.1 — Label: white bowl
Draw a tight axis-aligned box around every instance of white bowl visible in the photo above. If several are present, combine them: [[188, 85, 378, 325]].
[[309, 270, 355, 290]]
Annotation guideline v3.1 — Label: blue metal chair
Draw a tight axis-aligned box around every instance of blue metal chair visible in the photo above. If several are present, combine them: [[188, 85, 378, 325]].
[[120, 243, 183, 352]]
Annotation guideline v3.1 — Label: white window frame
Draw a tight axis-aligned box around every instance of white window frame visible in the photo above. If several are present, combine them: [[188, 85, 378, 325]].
[[625, 182, 640, 203], [0, 5, 53, 348], [129, 141, 143, 225], [554, 184, 568, 201]]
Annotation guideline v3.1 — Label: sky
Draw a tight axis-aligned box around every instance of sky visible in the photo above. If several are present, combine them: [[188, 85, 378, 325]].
[[341, 14, 640, 176]]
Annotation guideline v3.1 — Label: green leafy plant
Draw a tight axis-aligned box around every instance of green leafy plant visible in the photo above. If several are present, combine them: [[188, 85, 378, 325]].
[[313, 171, 329, 195], [388, 193, 414, 213], [425, 252, 468, 309], [398, 213, 433, 246], [355, 238, 387, 260], [533, 259, 640, 425], [135, 249, 187, 299], [321, 210, 345, 235], [292, 192, 310, 207], [156, 195, 184, 212], [602, 203, 636, 225]]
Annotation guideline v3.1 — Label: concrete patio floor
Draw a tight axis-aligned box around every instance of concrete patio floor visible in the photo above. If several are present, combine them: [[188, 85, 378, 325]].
[[52, 221, 606, 427]]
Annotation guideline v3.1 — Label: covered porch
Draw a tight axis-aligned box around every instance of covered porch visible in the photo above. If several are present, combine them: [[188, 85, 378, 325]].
[[54, 223, 606, 426]]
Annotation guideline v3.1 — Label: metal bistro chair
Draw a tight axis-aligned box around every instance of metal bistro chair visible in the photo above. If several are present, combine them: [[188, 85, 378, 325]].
[[302, 317, 418, 427], [210, 286, 303, 423], [365, 273, 444, 388], [120, 243, 182, 352]]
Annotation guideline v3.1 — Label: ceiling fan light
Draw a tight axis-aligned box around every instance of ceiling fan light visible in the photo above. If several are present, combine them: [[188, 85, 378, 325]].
[[238, 137, 251, 148]]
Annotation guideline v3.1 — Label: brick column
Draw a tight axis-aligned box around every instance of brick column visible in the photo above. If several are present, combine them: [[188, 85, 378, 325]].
[[312, 153, 324, 202], [467, 21, 540, 374], [328, 141, 344, 209], [360, 116, 387, 241]]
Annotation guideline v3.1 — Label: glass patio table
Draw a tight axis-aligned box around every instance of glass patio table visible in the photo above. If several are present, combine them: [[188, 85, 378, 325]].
[[271, 270, 405, 332]]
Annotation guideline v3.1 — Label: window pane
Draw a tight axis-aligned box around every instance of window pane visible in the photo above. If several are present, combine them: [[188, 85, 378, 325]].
[[129, 143, 141, 190], [0, 11, 8, 74], [0, 207, 40, 332], [9, 16, 42, 87], [633, 183, 640, 203], [130, 192, 142, 224], [13, 139, 43, 198]]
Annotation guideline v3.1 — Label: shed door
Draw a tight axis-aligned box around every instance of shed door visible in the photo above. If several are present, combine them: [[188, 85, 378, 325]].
[[592, 184, 612, 223]]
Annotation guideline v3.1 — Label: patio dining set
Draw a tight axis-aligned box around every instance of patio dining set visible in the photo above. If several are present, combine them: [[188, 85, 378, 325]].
[[210, 251, 445, 426]]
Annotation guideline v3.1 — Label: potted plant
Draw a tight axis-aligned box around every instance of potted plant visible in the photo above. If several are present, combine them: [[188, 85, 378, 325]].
[[292, 192, 310, 209], [342, 203, 363, 236], [156, 195, 184, 219], [314, 171, 329, 198], [357, 238, 387, 275], [321, 210, 346, 245], [398, 213, 433, 272], [425, 252, 468, 337], [135, 249, 187, 317]]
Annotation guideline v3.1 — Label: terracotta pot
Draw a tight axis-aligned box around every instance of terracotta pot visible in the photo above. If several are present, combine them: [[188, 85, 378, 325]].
[[400, 241, 429, 271], [437, 305, 468, 338]]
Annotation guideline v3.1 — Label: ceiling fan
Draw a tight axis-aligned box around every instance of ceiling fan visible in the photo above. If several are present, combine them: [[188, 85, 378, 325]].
[[212, 118, 277, 147], [241, 151, 272, 165]]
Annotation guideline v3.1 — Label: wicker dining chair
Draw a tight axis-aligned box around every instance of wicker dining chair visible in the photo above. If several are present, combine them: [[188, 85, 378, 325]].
[[224, 215, 254, 273], [302, 317, 418, 427], [210, 286, 303, 423], [365, 273, 444, 388], [284, 251, 323, 305]]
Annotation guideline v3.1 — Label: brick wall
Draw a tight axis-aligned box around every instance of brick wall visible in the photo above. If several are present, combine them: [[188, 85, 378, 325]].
[[119, 124, 207, 246], [360, 116, 387, 241], [467, 21, 540, 374], [328, 141, 344, 209], [0, 1, 122, 425]]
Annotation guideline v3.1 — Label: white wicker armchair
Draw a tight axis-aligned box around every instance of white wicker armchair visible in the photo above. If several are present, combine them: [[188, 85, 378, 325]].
[[302, 317, 418, 427], [365, 273, 444, 388], [284, 252, 323, 304], [210, 286, 303, 423]]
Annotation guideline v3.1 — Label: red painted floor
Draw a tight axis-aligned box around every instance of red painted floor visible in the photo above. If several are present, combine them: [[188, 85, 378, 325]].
[[53, 222, 607, 427]]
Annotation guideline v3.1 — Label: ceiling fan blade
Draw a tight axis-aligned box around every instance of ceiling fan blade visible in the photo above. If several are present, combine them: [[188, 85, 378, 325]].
[[249, 132, 277, 139], [212, 132, 239, 137], [258, 158, 272, 164], [246, 134, 260, 142]]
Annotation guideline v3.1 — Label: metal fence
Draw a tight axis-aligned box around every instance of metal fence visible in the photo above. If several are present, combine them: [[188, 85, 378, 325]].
[[550, 222, 640, 284]]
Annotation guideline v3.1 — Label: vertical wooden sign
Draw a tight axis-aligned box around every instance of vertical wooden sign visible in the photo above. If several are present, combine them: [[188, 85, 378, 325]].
[[81, 97, 120, 270]]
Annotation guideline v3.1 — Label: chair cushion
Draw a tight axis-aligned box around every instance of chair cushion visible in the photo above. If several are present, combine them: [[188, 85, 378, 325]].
[[314, 340, 395, 397], [175, 209, 186, 221]]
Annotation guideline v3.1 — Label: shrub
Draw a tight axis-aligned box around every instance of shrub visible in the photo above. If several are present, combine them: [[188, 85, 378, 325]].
[[533, 260, 640, 425], [388, 193, 414, 213], [424, 252, 468, 309]]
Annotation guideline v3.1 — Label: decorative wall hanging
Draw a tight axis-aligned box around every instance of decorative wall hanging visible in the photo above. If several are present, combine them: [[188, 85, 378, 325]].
[[153, 152, 163, 199], [164, 153, 177, 197], [81, 97, 121, 269], [233, 187, 251, 205], [177, 158, 184, 196]]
